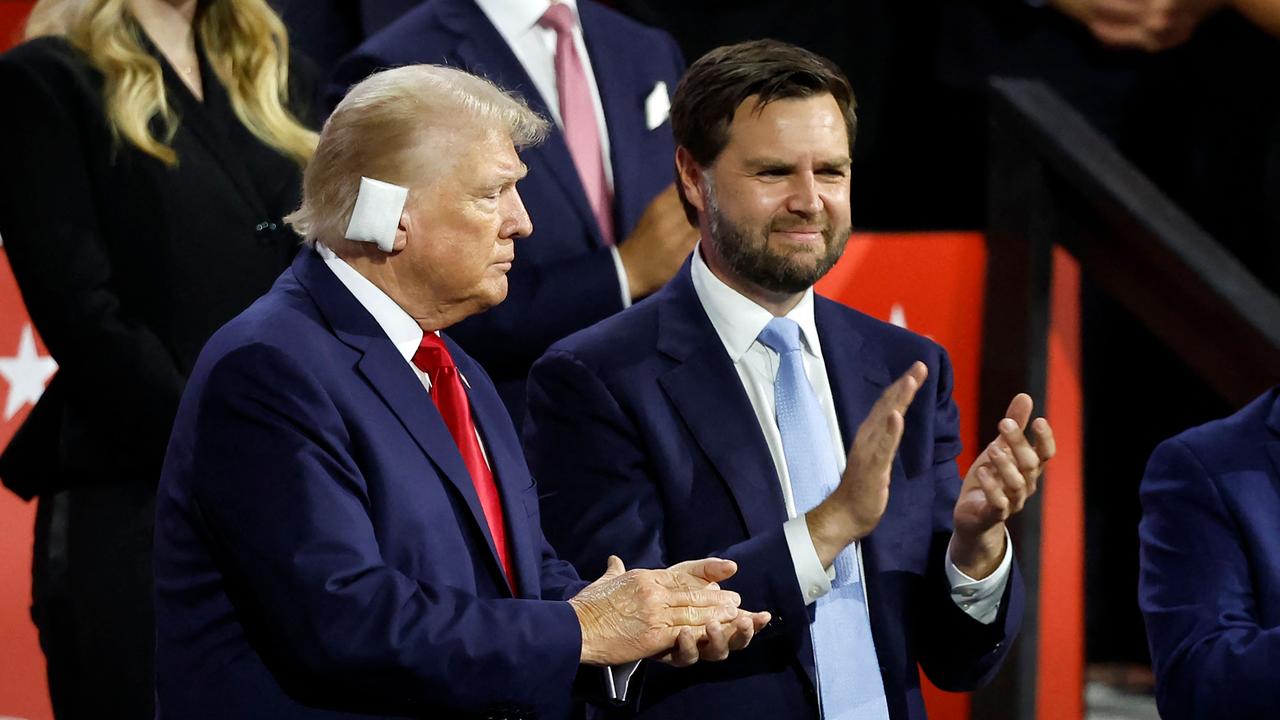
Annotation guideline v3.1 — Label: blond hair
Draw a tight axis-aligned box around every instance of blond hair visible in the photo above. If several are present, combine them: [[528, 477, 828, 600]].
[[286, 64, 548, 247], [25, 0, 317, 166]]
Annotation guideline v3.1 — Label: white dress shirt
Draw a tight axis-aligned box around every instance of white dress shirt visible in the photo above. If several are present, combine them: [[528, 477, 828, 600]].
[[474, 0, 633, 306], [689, 247, 1012, 624], [317, 243, 425, 373]]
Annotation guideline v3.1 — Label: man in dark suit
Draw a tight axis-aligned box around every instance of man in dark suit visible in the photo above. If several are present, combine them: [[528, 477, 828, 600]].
[[153, 65, 769, 719], [326, 0, 698, 424], [1139, 386, 1280, 719], [523, 41, 1056, 719]]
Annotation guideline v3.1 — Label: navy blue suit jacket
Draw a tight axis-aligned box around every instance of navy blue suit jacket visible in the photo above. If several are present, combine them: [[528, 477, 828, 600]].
[[1139, 387, 1280, 719], [327, 0, 685, 422], [272, 0, 424, 80], [523, 261, 1023, 719], [154, 249, 588, 719]]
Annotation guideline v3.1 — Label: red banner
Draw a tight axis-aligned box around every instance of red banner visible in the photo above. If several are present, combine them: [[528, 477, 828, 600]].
[[0, 250, 50, 720], [817, 234, 1084, 720], [818, 232, 985, 720], [0, 5, 53, 720]]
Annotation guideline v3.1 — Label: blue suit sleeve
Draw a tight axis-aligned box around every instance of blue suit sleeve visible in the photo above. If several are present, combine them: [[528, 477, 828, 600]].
[[184, 342, 582, 715], [1139, 437, 1280, 719]]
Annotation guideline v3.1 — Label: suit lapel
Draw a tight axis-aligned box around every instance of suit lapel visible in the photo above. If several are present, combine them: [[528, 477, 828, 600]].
[[1265, 390, 1280, 483], [815, 297, 906, 689], [292, 251, 511, 594], [655, 265, 788, 538], [152, 33, 269, 220], [452, 341, 544, 598], [439, 0, 605, 246], [816, 298, 890, 450], [817, 298, 900, 582]]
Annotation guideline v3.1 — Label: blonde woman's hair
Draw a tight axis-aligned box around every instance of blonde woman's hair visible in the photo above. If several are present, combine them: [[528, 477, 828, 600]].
[[25, 0, 317, 166], [286, 64, 548, 249]]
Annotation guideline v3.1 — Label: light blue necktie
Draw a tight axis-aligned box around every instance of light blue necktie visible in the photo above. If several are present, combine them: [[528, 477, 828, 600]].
[[757, 318, 889, 720]]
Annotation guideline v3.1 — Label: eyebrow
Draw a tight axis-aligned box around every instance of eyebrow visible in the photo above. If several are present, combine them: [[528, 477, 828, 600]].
[[478, 163, 529, 195], [499, 162, 530, 183], [743, 156, 852, 173]]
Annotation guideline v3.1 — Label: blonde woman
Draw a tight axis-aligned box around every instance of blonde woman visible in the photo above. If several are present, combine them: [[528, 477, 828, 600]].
[[0, 0, 317, 716]]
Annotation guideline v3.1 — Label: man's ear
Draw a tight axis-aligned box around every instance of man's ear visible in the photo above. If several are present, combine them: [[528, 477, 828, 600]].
[[392, 210, 410, 253], [675, 146, 707, 215]]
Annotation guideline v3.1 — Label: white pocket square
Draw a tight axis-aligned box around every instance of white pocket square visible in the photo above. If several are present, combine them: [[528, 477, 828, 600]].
[[645, 81, 670, 131]]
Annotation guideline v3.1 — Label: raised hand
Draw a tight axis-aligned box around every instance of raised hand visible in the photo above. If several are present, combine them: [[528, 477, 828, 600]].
[[806, 362, 928, 567], [567, 555, 744, 666], [952, 393, 1056, 578]]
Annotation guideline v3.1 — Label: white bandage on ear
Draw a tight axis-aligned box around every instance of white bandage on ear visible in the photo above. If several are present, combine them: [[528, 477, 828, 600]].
[[344, 177, 409, 253]]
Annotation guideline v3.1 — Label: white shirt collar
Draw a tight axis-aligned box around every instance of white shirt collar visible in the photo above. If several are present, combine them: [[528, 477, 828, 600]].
[[475, 0, 579, 45], [314, 242, 425, 363], [690, 244, 822, 363]]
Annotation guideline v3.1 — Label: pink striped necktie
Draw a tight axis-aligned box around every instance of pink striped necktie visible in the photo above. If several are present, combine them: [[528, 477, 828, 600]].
[[538, 2, 615, 246]]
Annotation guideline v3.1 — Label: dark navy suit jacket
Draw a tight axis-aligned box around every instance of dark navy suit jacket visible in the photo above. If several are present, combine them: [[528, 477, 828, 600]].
[[327, 0, 685, 423], [154, 249, 588, 719], [523, 260, 1023, 719], [1139, 387, 1280, 720], [271, 0, 424, 80]]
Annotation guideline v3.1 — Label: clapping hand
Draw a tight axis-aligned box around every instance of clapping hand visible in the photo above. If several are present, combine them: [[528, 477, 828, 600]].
[[568, 555, 768, 667], [951, 394, 1056, 578], [652, 558, 771, 667]]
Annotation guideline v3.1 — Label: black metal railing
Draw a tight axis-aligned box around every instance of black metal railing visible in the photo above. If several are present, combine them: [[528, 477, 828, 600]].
[[972, 77, 1280, 720]]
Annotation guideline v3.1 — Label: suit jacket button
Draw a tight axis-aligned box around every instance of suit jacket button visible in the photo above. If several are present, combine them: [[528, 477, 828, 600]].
[[254, 221, 279, 243]]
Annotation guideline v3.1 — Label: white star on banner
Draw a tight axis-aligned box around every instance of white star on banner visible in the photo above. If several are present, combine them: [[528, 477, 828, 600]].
[[0, 324, 58, 421]]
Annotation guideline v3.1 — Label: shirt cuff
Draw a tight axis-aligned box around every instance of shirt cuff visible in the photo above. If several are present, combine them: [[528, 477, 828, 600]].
[[609, 246, 633, 308], [783, 516, 834, 605], [603, 660, 641, 701], [945, 528, 1014, 625]]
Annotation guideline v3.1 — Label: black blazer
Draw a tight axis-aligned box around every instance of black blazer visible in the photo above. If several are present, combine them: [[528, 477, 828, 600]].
[[0, 35, 316, 499]]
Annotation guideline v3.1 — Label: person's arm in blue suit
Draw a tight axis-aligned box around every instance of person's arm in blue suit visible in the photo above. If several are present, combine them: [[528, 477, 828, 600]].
[[1139, 437, 1280, 719], [183, 341, 584, 715]]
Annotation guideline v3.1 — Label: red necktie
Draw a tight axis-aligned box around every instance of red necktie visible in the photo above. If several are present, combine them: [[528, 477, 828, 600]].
[[412, 334, 516, 592]]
